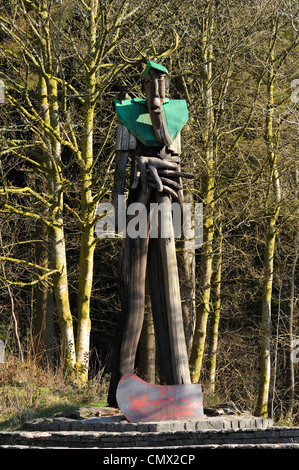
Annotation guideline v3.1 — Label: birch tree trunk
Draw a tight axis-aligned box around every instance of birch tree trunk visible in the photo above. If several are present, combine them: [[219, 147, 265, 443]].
[[75, 0, 99, 383], [190, 4, 215, 383], [48, 77, 76, 370], [39, 1, 76, 370], [285, 177, 299, 419], [35, 215, 54, 365], [206, 220, 223, 394], [34, 75, 54, 366], [255, 15, 282, 416]]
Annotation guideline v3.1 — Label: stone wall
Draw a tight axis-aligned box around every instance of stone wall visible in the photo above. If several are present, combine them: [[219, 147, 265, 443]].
[[23, 415, 272, 432], [0, 426, 299, 448]]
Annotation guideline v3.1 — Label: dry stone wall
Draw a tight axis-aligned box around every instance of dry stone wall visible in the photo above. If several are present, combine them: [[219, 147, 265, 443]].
[[1, 423, 299, 449]]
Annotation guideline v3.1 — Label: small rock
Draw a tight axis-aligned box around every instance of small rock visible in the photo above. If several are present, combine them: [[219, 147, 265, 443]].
[[203, 406, 225, 416], [78, 406, 121, 418], [203, 402, 242, 417]]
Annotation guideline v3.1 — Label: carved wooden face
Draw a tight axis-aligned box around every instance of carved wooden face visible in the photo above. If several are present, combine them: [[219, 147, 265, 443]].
[[144, 68, 172, 145], [144, 68, 167, 114]]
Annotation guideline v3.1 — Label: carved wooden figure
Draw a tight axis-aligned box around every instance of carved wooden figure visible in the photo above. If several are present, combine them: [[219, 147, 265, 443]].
[[108, 61, 193, 406]]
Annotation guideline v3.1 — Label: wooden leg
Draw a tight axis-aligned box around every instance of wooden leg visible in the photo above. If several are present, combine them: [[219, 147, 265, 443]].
[[148, 237, 174, 385], [157, 192, 191, 385], [119, 232, 150, 376], [108, 191, 152, 406], [108, 205, 151, 405]]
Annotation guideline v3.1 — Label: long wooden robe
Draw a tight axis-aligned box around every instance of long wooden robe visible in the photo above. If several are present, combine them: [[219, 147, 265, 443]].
[[107, 98, 191, 406]]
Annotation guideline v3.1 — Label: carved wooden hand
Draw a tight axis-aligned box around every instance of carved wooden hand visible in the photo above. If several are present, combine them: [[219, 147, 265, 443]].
[[132, 156, 187, 199]]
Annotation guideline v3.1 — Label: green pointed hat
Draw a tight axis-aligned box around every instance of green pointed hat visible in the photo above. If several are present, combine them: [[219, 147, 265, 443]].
[[142, 60, 169, 78]]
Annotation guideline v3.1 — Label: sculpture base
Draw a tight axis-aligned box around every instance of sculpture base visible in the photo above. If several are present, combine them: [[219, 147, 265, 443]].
[[24, 414, 273, 432]]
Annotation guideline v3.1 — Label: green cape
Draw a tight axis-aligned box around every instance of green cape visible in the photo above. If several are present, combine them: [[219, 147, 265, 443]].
[[115, 98, 188, 147]]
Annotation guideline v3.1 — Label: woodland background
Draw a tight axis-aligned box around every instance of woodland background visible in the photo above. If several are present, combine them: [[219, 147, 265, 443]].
[[0, 0, 298, 426]]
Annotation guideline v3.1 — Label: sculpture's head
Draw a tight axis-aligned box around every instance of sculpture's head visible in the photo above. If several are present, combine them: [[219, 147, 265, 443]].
[[142, 61, 172, 146]]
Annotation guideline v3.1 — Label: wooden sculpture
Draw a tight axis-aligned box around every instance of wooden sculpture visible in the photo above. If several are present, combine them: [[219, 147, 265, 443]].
[[108, 61, 193, 406]]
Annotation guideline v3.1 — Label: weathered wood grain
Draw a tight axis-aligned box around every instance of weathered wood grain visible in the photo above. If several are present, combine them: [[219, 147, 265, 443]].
[[157, 192, 191, 385], [147, 237, 174, 385]]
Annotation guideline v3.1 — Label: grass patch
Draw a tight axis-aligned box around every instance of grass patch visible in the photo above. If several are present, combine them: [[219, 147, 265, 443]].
[[0, 355, 109, 430]]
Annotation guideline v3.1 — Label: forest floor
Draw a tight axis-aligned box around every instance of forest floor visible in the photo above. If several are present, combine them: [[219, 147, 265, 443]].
[[0, 355, 109, 430]]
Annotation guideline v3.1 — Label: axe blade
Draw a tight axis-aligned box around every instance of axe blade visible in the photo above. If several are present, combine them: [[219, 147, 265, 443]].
[[116, 371, 204, 422]]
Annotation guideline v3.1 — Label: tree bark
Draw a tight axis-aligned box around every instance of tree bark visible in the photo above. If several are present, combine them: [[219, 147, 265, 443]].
[[285, 225, 299, 418], [177, 190, 196, 356], [75, 0, 100, 383], [190, 5, 216, 383], [34, 73, 54, 366], [47, 74, 76, 370], [206, 221, 223, 394], [256, 15, 282, 416], [35, 216, 54, 366]]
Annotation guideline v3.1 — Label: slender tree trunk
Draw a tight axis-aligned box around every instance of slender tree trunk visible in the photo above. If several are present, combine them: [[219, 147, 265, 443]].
[[256, 17, 281, 416], [190, 6, 215, 383], [0, 232, 24, 361], [34, 75, 54, 366], [48, 76, 76, 370], [35, 216, 54, 366], [51, 182, 76, 370], [38, 0, 76, 373], [256, 222, 277, 416], [206, 221, 223, 394], [177, 190, 196, 356], [76, 208, 95, 381], [285, 226, 299, 418], [75, 1, 99, 383], [76, 143, 96, 381]]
